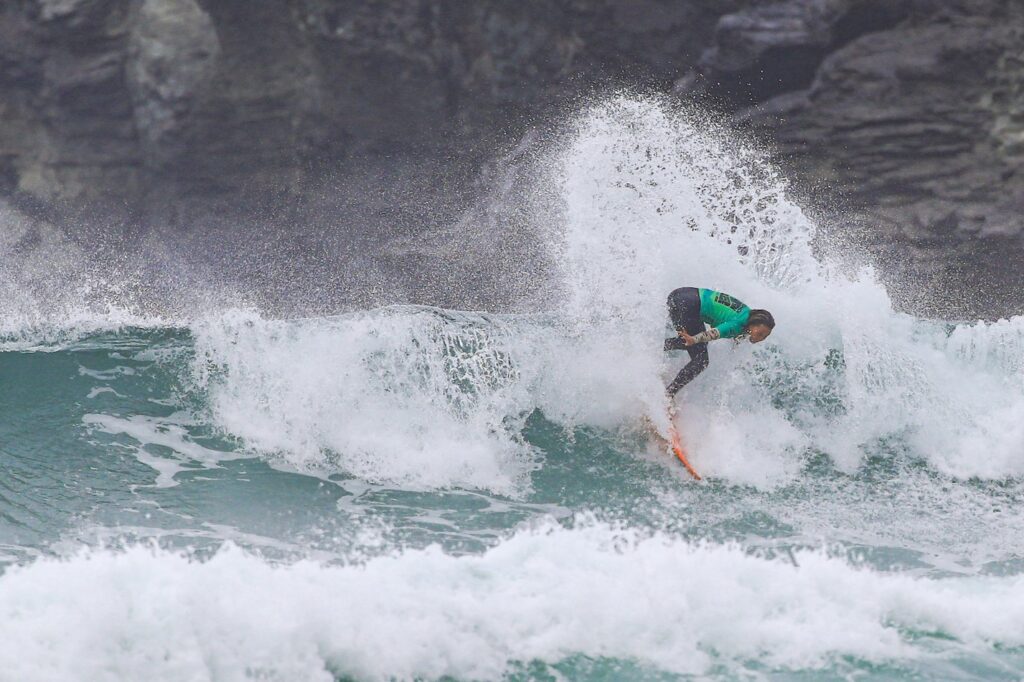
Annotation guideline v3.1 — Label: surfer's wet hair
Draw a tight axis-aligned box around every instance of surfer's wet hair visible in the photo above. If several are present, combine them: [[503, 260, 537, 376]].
[[748, 309, 775, 329]]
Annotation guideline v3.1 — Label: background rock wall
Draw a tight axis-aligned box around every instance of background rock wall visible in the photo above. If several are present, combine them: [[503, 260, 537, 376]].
[[0, 0, 1021, 316], [692, 0, 1024, 315]]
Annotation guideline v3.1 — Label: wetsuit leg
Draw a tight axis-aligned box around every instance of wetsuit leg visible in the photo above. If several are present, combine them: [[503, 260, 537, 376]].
[[665, 287, 706, 345], [667, 345, 709, 396], [664, 287, 710, 396]]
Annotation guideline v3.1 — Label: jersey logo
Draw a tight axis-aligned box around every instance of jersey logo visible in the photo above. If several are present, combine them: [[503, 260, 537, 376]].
[[714, 292, 746, 313]]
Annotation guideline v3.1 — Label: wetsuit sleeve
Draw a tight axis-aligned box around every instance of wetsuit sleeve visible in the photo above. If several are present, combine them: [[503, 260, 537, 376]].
[[712, 307, 753, 339], [692, 307, 749, 342], [691, 328, 721, 344], [715, 316, 747, 339]]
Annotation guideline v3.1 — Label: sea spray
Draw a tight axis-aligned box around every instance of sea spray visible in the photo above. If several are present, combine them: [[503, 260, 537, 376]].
[[1, 520, 1022, 682], [181, 97, 1024, 487]]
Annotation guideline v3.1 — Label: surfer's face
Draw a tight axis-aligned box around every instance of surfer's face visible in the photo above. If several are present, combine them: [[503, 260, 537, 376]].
[[748, 324, 772, 344]]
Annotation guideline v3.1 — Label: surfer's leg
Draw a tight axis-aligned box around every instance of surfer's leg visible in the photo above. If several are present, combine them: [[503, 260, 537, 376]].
[[666, 344, 709, 396], [666, 287, 704, 349]]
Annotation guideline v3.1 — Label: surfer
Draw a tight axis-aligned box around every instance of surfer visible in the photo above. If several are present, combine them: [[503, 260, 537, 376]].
[[664, 287, 775, 397]]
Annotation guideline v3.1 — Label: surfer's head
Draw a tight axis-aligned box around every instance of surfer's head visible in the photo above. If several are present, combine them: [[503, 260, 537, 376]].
[[746, 309, 775, 343]]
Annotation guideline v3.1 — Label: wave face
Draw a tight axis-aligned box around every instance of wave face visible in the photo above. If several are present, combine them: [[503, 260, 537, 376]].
[[1, 96, 1023, 680]]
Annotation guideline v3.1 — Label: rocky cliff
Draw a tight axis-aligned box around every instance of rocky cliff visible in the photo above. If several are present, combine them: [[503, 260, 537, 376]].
[[0, 0, 736, 205], [686, 0, 1024, 315], [0, 0, 1021, 316]]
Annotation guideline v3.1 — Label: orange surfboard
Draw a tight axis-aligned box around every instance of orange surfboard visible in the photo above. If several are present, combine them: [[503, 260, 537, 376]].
[[667, 416, 702, 480]]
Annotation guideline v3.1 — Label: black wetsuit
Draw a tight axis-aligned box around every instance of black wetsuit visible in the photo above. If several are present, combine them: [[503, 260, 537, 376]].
[[664, 287, 710, 396]]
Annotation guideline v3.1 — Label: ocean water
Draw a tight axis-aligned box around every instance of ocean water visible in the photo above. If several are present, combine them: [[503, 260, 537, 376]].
[[1, 97, 1023, 681]]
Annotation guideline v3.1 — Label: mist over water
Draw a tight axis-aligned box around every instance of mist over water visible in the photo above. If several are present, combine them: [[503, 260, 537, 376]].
[[2, 96, 1023, 680]]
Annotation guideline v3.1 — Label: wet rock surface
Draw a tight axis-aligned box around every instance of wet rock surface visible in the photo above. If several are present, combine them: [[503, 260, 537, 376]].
[[693, 0, 1024, 314], [0, 0, 1021, 316]]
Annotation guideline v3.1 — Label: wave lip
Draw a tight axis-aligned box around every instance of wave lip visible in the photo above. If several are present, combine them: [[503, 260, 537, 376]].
[[1, 520, 1023, 681], [190, 308, 544, 496]]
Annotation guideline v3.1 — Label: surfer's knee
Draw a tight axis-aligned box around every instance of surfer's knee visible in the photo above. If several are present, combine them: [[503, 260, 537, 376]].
[[688, 352, 709, 378], [695, 358, 709, 375]]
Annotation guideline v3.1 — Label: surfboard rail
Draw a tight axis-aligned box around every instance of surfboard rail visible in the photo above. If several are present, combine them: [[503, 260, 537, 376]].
[[667, 417, 702, 480]]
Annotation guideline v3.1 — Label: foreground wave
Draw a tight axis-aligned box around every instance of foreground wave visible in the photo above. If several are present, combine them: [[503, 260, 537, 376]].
[[2, 520, 1022, 682]]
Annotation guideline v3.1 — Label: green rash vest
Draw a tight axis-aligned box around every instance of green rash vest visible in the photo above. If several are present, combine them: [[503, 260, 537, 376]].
[[698, 288, 751, 339]]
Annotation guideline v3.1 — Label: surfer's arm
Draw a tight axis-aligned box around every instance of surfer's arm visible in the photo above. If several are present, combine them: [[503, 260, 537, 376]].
[[690, 311, 751, 343], [688, 327, 721, 344], [715, 309, 752, 339]]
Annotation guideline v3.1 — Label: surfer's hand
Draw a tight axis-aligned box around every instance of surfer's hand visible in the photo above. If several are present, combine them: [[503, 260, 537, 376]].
[[678, 330, 697, 347]]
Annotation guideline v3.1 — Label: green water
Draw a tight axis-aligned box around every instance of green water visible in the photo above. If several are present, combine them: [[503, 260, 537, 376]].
[[0, 322, 1022, 680]]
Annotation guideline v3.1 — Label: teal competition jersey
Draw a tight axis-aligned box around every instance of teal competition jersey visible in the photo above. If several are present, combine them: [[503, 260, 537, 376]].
[[698, 288, 751, 338]]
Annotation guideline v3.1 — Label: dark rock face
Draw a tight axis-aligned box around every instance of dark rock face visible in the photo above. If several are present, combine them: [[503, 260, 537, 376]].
[[681, 0, 910, 105], [0, 0, 137, 199], [684, 0, 1024, 315], [0, 0, 1021, 316], [0, 0, 740, 208], [127, 0, 219, 169]]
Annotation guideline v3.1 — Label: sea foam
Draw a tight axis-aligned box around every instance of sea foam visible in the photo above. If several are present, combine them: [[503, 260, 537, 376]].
[[0, 520, 1020, 682], [182, 97, 1024, 489]]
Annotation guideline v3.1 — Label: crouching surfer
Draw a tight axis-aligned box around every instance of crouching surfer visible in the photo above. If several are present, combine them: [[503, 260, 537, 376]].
[[664, 287, 775, 399]]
